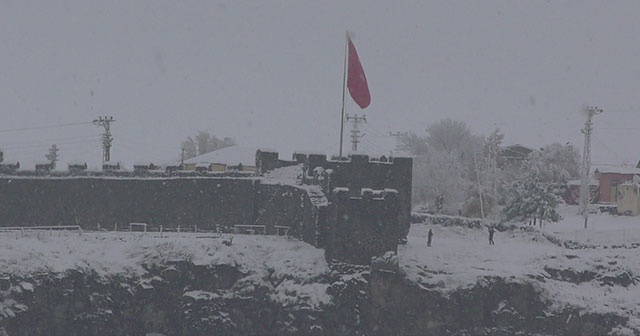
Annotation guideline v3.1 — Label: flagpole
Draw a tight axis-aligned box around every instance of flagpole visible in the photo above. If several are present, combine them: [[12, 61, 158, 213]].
[[339, 32, 348, 158]]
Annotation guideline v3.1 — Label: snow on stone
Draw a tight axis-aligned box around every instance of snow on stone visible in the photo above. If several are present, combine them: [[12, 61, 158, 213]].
[[261, 164, 303, 185], [183, 145, 258, 167], [1, 202, 639, 328], [261, 164, 328, 207], [184, 290, 220, 301], [0, 232, 331, 308]]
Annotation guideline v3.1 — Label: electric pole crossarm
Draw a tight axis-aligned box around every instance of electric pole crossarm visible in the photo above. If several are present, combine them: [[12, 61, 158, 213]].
[[346, 113, 367, 152], [93, 116, 115, 164]]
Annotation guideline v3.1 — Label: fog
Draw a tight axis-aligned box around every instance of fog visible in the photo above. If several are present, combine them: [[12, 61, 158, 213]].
[[2, 1, 640, 168]]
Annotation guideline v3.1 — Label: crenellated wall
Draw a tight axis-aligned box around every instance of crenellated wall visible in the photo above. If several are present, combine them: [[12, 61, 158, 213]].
[[255, 151, 413, 264], [1, 150, 413, 265], [256, 151, 412, 241]]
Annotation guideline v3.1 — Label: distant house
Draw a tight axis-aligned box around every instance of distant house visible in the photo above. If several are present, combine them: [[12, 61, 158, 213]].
[[594, 166, 640, 203], [0, 162, 20, 174], [183, 146, 257, 173], [133, 163, 160, 173], [68, 162, 88, 174], [498, 144, 534, 168], [35, 162, 53, 174], [102, 162, 121, 171], [496, 144, 534, 172], [195, 162, 211, 173]]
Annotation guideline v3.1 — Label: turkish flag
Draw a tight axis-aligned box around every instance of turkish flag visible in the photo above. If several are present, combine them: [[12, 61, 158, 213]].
[[347, 36, 371, 109]]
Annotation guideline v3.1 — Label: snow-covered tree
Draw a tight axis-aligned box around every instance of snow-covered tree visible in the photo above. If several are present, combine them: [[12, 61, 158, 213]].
[[399, 119, 483, 214], [466, 128, 505, 218], [425, 118, 481, 157], [412, 149, 472, 214], [527, 142, 580, 185], [503, 163, 561, 226], [483, 128, 504, 194]]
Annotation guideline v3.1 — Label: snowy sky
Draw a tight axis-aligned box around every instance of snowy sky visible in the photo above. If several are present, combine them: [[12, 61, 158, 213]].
[[2, 1, 640, 169]]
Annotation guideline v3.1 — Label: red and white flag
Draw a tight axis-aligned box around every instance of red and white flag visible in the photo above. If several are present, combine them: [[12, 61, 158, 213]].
[[347, 35, 371, 109]]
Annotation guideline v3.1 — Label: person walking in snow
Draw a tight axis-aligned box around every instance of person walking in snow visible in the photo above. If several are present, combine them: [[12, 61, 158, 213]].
[[488, 226, 495, 245], [427, 228, 433, 247]]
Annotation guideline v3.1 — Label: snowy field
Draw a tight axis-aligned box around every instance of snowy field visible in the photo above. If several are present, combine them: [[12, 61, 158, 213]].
[[546, 205, 640, 247], [401, 204, 640, 332]]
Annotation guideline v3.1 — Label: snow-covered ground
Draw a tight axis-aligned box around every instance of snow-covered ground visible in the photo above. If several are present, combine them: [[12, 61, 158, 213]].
[[401, 204, 640, 332], [0, 232, 331, 310], [1, 203, 639, 332]]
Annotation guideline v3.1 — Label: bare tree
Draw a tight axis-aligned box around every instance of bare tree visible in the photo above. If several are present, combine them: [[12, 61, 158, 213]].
[[181, 137, 198, 160], [396, 132, 429, 156], [181, 131, 236, 160]]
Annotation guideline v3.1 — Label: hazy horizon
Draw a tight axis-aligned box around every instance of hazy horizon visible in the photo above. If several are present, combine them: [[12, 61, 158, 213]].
[[3, 1, 640, 169]]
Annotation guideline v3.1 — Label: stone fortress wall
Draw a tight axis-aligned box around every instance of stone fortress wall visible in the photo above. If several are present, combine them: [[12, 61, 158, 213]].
[[0, 150, 412, 264]]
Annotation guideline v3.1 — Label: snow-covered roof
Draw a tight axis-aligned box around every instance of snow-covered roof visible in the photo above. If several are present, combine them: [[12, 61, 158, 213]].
[[595, 166, 640, 175], [184, 146, 257, 167], [501, 144, 534, 156]]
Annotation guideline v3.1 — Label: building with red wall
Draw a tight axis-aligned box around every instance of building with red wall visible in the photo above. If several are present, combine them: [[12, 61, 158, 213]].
[[594, 166, 640, 203]]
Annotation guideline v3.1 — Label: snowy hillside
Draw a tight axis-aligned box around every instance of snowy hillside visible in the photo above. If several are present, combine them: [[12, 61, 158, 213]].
[[0, 232, 331, 309], [0, 204, 639, 335], [402, 205, 640, 334]]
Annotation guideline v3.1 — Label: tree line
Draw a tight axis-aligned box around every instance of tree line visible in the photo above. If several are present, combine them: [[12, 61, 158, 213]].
[[180, 131, 236, 161], [397, 118, 580, 225]]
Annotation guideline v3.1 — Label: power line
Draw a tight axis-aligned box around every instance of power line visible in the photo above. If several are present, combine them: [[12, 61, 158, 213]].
[[0, 121, 91, 133], [1, 135, 99, 149], [599, 127, 640, 131], [2, 138, 100, 151], [1, 134, 99, 146], [591, 134, 622, 164]]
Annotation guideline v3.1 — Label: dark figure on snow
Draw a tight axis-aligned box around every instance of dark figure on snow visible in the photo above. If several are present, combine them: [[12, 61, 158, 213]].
[[427, 228, 433, 247], [488, 227, 495, 245]]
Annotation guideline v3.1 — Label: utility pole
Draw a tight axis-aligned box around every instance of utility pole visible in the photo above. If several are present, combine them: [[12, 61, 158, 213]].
[[580, 106, 602, 229], [45, 144, 59, 169], [346, 114, 367, 152], [388, 131, 409, 156], [473, 154, 485, 220], [93, 116, 115, 164]]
